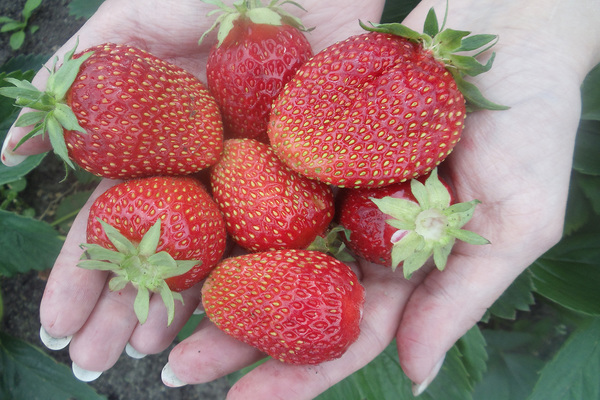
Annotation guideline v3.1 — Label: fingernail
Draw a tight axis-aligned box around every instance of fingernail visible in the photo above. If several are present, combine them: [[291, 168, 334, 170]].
[[39, 326, 72, 350], [412, 355, 445, 396], [72, 362, 103, 382], [193, 307, 205, 315], [125, 343, 147, 359], [161, 362, 187, 388], [1, 132, 27, 167]]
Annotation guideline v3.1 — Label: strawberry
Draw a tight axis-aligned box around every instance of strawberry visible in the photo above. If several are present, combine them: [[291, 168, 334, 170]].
[[200, 0, 312, 142], [78, 176, 227, 325], [202, 249, 364, 364], [210, 138, 334, 252], [268, 8, 507, 188], [338, 169, 489, 278], [0, 42, 223, 179]]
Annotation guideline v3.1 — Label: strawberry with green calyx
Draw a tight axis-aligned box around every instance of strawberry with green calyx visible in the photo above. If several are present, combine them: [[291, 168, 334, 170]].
[[79, 176, 227, 325], [0, 42, 224, 179], [210, 138, 334, 252], [202, 249, 365, 365], [200, 0, 313, 142], [359, 4, 508, 111], [338, 169, 489, 278], [268, 7, 507, 188]]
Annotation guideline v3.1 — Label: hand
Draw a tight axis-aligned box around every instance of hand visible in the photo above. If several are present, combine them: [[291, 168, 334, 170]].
[[4, 0, 600, 398], [0, 0, 387, 384]]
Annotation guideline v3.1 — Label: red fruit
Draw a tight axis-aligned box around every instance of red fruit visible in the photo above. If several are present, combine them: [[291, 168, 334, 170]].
[[79, 176, 227, 325], [210, 138, 334, 252], [202, 249, 364, 364], [202, 0, 312, 142], [1, 43, 223, 179], [338, 169, 489, 278], [268, 11, 506, 188]]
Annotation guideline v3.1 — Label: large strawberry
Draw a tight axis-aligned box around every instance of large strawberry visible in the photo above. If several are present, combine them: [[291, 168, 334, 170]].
[[201, 0, 312, 142], [78, 176, 227, 325], [0, 43, 223, 179], [210, 138, 334, 252], [338, 169, 489, 278], [268, 8, 507, 188], [202, 249, 364, 364]]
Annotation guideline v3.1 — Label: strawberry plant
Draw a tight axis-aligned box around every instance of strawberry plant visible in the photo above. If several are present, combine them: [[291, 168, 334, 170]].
[[0, 0, 42, 50]]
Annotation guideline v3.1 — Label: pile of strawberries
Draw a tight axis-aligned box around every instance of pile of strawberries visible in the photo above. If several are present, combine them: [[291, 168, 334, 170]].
[[0, 0, 504, 365]]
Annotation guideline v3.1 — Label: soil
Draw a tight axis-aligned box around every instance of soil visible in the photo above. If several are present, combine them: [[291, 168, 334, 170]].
[[0, 1, 231, 399]]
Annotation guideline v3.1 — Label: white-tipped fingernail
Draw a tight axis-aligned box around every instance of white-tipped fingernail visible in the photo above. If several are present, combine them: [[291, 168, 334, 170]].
[[39, 326, 72, 350], [1, 133, 27, 167], [161, 362, 187, 388], [412, 355, 446, 396], [72, 362, 103, 382], [193, 307, 205, 315], [125, 343, 147, 359]]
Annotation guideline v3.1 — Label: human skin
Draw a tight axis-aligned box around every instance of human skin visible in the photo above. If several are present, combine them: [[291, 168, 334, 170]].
[[3, 0, 600, 398]]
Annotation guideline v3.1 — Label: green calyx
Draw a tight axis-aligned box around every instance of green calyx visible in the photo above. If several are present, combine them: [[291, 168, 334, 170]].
[[307, 224, 356, 263], [78, 219, 200, 326], [199, 0, 310, 46], [370, 169, 489, 279], [0, 39, 92, 169], [360, 3, 509, 111]]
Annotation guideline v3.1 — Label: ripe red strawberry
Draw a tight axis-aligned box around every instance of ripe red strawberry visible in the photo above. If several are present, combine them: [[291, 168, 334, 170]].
[[1, 43, 223, 179], [202, 249, 364, 364], [201, 0, 312, 142], [268, 9, 507, 188], [210, 138, 334, 252], [338, 169, 489, 278], [79, 176, 227, 325]]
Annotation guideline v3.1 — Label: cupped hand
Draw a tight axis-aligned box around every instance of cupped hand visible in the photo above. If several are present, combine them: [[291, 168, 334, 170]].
[[6, 0, 600, 397]]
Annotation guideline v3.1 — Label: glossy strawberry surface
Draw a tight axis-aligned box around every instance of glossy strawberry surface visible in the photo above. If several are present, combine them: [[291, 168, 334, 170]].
[[65, 43, 224, 179], [269, 31, 466, 188], [86, 176, 227, 291], [207, 19, 312, 142], [210, 138, 334, 252], [202, 249, 364, 364]]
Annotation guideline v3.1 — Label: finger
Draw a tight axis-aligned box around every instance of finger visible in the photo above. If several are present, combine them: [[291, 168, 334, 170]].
[[224, 261, 427, 400], [68, 281, 139, 372], [164, 318, 265, 386], [40, 179, 120, 340], [128, 283, 204, 356], [395, 225, 559, 387]]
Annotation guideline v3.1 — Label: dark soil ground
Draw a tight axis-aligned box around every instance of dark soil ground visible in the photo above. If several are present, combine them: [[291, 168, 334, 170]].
[[0, 1, 231, 398]]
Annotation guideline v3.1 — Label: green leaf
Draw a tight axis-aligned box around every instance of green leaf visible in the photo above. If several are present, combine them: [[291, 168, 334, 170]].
[[1, 21, 25, 33], [473, 330, 545, 400], [53, 103, 86, 133], [134, 286, 150, 324], [138, 219, 162, 257], [527, 317, 600, 400], [0, 210, 63, 277], [454, 73, 510, 111], [68, 0, 105, 19], [530, 233, 600, 316], [379, 0, 421, 24], [485, 270, 535, 321], [22, 0, 43, 20], [456, 34, 498, 52], [46, 115, 75, 169], [97, 218, 137, 255], [449, 53, 494, 77], [581, 63, 600, 121], [9, 31, 26, 51], [423, 7, 439, 37], [572, 120, 600, 175], [577, 174, 600, 214], [0, 332, 107, 400], [564, 173, 593, 234]]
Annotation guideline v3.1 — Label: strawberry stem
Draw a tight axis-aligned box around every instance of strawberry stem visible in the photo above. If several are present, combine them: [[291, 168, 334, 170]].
[[370, 169, 489, 279], [78, 219, 200, 326]]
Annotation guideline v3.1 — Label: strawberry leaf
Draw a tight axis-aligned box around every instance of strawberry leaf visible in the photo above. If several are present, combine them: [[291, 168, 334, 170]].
[[134, 286, 151, 324]]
